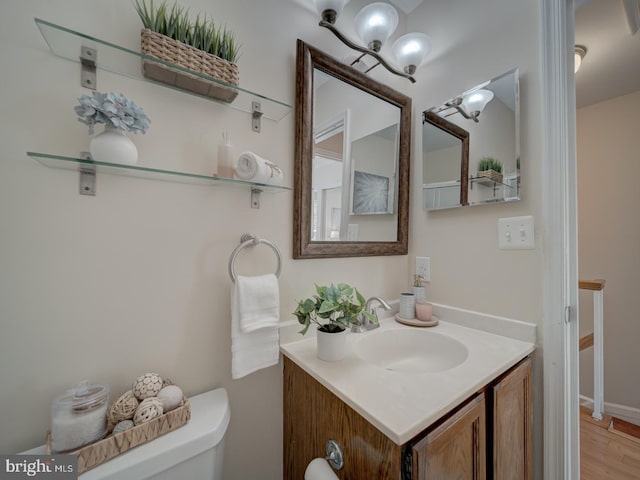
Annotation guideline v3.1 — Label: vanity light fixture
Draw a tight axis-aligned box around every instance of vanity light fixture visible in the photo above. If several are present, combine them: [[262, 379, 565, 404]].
[[434, 89, 494, 123], [574, 45, 587, 73], [311, 0, 431, 83]]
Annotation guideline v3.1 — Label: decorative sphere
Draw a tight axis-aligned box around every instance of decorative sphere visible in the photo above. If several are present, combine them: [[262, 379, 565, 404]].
[[132, 373, 163, 400], [112, 420, 134, 434], [133, 398, 164, 425], [156, 385, 183, 412], [108, 390, 139, 424]]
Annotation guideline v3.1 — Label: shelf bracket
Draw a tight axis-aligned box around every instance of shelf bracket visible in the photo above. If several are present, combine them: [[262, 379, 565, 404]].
[[79, 152, 96, 195], [251, 188, 262, 209], [251, 101, 263, 133], [80, 46, 97, 90]]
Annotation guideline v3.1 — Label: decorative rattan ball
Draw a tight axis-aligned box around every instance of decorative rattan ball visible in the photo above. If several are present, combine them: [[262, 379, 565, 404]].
[[108, 390, 139, 424], [112, 419, 135, 434], [156, 385, 183, 412], [132, 373, 163, 400], [133, 397, 164, 425]]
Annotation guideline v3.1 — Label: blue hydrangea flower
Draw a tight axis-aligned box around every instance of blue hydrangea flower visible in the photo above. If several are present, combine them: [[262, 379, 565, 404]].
[[74, 91, 151, 135]]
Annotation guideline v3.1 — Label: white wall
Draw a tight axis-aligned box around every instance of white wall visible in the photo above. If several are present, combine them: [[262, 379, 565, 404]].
[[577, 90, 640, 411], [0, 0, 546, 478]]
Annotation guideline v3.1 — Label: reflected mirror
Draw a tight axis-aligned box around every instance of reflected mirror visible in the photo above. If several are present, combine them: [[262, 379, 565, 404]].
[[294, 40, 411, 258], [423, 68, 520, 209], [422, 112, 469, 210]]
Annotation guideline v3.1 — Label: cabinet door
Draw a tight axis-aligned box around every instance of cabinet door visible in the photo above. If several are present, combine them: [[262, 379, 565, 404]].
[[492, 357, 533, 480], [411, 393, 486, 480]]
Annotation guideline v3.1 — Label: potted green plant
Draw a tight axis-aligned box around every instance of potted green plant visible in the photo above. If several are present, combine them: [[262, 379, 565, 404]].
[[293, 283, 374, 361], [74, 91, 150, 165], [133, 0, 241, 102], [477, 156, 503, 184]]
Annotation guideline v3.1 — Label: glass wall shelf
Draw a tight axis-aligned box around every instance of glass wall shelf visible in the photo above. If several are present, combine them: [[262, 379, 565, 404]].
[[26, 152, 292, 193], [469, 176, 514, 190], [34, 18, 292, 122]]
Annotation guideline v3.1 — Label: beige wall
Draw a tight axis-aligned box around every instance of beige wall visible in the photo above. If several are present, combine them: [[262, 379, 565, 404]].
[[577, 90, 640, 411], [0, 0, 545, 478]]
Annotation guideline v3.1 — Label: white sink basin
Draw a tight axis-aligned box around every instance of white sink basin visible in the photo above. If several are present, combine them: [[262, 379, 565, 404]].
[[355, 328, 469, 374]]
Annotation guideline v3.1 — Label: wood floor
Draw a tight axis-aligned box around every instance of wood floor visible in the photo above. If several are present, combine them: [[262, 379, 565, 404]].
[[580, 407, 640, 479]]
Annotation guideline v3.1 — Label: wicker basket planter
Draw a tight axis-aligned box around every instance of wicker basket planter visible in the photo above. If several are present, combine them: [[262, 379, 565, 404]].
[[140, 29, 239, 103], [477, 169, 503, 185], [47, 398, 191, 474]]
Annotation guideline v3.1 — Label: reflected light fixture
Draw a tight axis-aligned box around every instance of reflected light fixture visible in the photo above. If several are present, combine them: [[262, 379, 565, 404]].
[[574, 45, 587, 73], [311, 0, 431, 83], [434, 89, 494, 123]]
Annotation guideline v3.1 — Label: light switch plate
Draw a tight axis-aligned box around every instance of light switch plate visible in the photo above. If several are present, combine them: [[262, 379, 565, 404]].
[[498, 216, 535, 249]]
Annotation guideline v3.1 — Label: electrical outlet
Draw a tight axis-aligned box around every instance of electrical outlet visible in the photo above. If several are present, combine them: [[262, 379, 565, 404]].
[[416, 257, 431, 282]]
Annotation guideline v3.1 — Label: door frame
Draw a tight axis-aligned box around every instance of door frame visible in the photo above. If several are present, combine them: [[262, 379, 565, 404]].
[[541, 0, 580, 478]]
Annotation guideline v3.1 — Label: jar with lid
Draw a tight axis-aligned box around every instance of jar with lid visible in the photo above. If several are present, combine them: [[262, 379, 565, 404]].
[[51, 380, 109, 453]]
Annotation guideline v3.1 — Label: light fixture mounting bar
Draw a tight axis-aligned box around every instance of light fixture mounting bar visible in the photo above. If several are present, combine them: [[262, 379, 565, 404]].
[[319, 20, 416, 83]]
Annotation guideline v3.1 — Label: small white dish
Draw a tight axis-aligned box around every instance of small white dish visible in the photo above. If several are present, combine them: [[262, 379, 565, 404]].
[[394, 313, 439, 327]]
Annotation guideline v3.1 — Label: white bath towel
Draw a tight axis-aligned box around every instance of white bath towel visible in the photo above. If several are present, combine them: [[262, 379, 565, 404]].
[[231, 274, 280, 379], [235, 151, 284, 185]]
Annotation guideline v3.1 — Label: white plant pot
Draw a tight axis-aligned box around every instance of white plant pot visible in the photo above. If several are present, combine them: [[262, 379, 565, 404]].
[[316, 328, 348, 362], [90, 126, 138, 165]]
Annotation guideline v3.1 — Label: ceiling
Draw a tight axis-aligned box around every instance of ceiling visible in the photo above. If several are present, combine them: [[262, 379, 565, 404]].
[[575, 0, 640, 108]]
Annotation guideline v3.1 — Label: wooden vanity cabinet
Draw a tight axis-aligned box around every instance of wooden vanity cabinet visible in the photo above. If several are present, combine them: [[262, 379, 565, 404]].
[[490, 357, 533, 480], [408, 393, 486, 479], [283, 356, 532, 480]]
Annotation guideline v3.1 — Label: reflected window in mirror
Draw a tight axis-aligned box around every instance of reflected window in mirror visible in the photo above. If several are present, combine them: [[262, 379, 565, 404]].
[[423, 68, 520, 209], [294, 40, 411, 258]]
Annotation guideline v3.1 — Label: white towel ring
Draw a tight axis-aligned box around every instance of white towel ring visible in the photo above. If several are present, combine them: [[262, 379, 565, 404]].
[[228, 233, 282, 283]]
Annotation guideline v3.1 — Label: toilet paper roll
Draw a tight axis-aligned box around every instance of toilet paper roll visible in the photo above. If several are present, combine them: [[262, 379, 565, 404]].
[[304, 458, 339, 480]]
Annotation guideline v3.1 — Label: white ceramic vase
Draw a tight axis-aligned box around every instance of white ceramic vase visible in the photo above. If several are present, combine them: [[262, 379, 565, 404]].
[[316, 328, 348, 361], [90, 125, 138, 165]]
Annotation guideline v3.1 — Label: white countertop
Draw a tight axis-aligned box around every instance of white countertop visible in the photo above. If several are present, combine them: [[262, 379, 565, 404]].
[[280, 315, 535, 445]]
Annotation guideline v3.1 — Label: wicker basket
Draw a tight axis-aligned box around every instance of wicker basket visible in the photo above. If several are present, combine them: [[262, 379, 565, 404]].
[[140, 29, 239, 103], [477, 169, 503, 185], [47, 398, 191, 474]]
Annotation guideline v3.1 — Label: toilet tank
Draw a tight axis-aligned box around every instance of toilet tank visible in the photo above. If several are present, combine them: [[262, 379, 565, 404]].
[[81, 388, 231, 480]]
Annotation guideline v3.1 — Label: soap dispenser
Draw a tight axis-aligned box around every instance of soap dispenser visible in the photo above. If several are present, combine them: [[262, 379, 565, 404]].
[[216, 131, 234, 179]]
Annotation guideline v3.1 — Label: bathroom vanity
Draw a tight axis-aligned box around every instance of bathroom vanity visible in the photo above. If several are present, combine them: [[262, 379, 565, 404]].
[[281, 315, 535, 479]]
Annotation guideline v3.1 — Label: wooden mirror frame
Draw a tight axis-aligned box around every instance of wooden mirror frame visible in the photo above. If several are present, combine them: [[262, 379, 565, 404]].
[[293, 40, 411, 259], [422, 111, 470, 207]]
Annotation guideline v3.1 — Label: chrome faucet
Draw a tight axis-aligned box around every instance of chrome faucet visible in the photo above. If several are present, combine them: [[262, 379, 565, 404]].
[[352, 296, 392, 332]]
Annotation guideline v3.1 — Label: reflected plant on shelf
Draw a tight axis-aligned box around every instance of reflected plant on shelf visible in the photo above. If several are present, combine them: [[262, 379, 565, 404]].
[[477, 156, 503, 183], [74, 91, 151, 135], [293, 283, 375, 334], [477, 157, 502, 174]]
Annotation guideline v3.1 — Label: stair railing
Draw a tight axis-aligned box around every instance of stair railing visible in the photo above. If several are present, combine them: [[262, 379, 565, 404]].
[[578, 278, 606, 421]]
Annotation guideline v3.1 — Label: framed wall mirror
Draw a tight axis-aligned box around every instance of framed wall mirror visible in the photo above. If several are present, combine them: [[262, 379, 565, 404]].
[[293, 40, 411, 259], [423, 68, 520, 210], [422, 112, 469, 210]]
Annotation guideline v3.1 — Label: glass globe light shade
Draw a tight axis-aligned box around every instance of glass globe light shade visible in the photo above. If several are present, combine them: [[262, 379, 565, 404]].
[[462, 89, 494, 116], [392, 33, 431, 74], [354, 2, 399, 51], [313, 0, 351, 23]]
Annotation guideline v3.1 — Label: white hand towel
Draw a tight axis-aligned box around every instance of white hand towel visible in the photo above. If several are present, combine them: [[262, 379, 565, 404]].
[[235, 151, 284, 185], [237, 274, 280, 332], [231, 275, 280, 379]]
